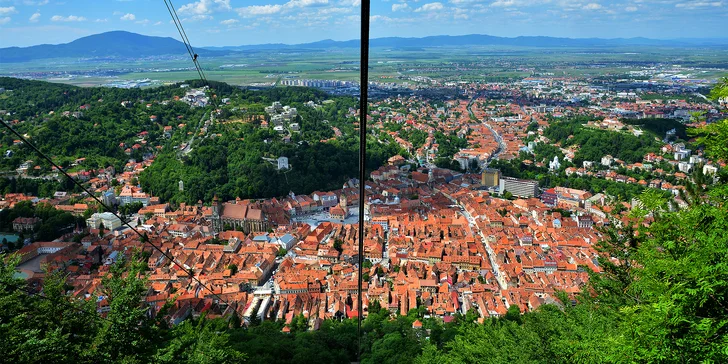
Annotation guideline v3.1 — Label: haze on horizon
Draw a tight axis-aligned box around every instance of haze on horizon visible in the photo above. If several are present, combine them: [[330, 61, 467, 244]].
[[0, 0, 726, 48]]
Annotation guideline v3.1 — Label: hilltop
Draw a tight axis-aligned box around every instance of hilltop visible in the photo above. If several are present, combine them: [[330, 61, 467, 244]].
[[0, 31, 226, 63]]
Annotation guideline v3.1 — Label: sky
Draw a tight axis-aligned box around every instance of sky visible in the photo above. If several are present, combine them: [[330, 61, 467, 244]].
[[0, 0, 726, 47]]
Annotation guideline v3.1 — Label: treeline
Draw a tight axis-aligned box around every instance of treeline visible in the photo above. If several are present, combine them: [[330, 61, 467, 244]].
[[139, 93, 401, 203], [140, 122, 403, 203], [622, 117, 688, 140], [544, 119, 660, 164], [0, 77, 204, 171], [489, 157, 649, 201], [1, 78, 402, 203], [0, 200, 82, 243], [0, 176, 81, 198]]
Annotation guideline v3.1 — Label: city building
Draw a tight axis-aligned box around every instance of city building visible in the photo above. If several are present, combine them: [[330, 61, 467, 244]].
[[12, 217, 41, 232], [499, 177, 539, 198], [481, 168, 500, 187], [86, 212, 123, 230], [210, 196, 269, 234]]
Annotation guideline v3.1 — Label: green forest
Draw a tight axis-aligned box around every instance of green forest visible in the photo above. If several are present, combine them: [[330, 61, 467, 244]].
[[139, 98, 403, 203], [0, 78, 403, 201], [543, 117, 661, 164]]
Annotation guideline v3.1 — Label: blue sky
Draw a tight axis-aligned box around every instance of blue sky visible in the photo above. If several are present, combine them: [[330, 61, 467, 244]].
[[0, 0, 726, 47]]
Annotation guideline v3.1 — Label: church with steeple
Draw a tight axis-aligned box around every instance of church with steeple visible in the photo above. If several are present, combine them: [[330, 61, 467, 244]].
[[210, 195, 269, 234]]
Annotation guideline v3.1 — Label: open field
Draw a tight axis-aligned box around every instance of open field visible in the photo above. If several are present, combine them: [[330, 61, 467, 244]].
[[2, 45, 727, 87]]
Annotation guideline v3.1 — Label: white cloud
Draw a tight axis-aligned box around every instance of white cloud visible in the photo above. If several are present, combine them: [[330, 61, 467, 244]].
[[0, 16, 10, 25], [220, 18, 238, 25], [490, 0, 554, 7], [0, 6, 17, 16], [120, 13, 136, 21], [675, 1, 723, 9], [22, 0, 49, 5], [183, 14, 213, 21], [29, 12, 41, 23], [318, 7, 352, 14], [154, 21, 164, 25], [392, 3, 410, 11], [51, 15, 87, 22], [136, 19, 151, 25], [415, 2, 444, 12], [583, 3, 602, 10], [94, 18, 109, 23], [287, 0, 329, 7], [371, 14, 394, 22], [237, 4, 283, 16], [339, 0, 361, 5], [178, 0, 231, 15], [490, 0, 516, 7], [625, 5, 638, 12], [236, 0, 329, 17]]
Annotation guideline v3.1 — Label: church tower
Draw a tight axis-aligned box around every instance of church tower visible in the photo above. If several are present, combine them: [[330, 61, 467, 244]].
[[212, 195, 222, 233], [339, 193, 347, 209]]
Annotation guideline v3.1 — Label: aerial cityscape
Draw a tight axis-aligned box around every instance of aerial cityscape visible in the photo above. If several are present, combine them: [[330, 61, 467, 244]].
[[1, 0, 727, 363]]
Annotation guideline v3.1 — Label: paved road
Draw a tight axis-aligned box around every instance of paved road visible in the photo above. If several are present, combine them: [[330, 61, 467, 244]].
[[444, 193, 508, 290], [693, 92, 716, 106], [467, 95, 506, 164], [181, 111, 210, 155]]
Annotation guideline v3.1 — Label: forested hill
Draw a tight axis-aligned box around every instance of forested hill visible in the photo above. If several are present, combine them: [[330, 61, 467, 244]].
[[0, 31, 227, 63], [0, 77, 403, 202]]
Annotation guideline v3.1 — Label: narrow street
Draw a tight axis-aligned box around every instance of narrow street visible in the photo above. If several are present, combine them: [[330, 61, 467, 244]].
[[467, 95, 506, 163], [443, 193, 508, 290]]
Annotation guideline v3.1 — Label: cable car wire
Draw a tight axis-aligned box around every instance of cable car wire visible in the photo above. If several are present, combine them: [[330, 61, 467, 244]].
[[0, 119, 233, 309]]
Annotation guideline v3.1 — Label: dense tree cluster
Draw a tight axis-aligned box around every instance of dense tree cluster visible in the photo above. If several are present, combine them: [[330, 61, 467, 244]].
[[0, 254, 245, 363], [0, 176, 80, 198], [622, 117, 688, 140], [544, 118, 660, 164], [489, 157, 649, 201], [0, 200, 82, 243], [1, 78, 403, 204], [0, 77, 203, 172]]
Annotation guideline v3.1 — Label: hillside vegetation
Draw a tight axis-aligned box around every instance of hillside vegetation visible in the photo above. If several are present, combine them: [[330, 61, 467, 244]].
[[1, 80, 726, 363], [0, 78, 402, 202]]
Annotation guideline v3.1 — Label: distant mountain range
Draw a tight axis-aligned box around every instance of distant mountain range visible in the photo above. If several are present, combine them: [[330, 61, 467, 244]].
[[2, 31, 728, 63], [0, 31, 226, 63], [208, 34, 728, 51]]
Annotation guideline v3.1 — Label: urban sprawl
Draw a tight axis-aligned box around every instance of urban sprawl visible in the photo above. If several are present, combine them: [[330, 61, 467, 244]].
[[2, 70, 726, 330]]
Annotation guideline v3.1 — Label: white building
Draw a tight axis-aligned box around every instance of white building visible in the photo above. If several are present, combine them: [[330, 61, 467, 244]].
[[549, 156, 561, 171], [277, 156, 289, 170], [678, 161, 693, 173], [276, 234, 297, 250], [87, 212, 122, 230], [703, 164, 718, 176], [601, 155, 614, 167]]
